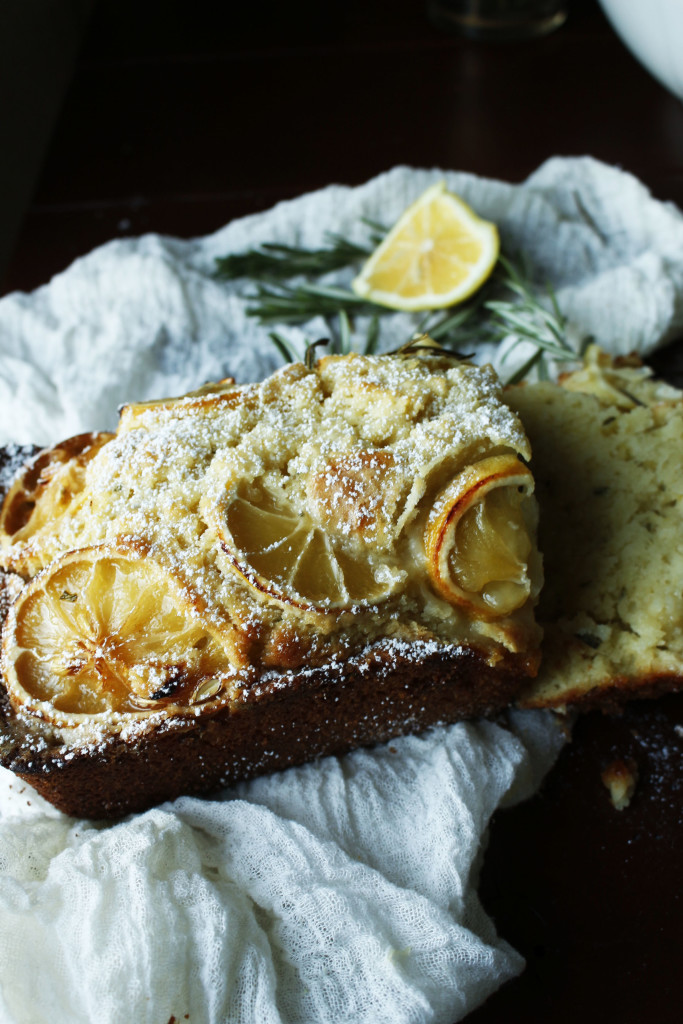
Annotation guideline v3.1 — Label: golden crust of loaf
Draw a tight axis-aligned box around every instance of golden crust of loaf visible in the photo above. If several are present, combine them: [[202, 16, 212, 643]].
[[510, 348, 683, 710], [0, 352, 542, 816]]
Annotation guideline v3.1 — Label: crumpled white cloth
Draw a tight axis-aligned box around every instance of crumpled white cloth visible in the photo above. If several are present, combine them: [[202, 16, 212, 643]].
[[0, 157, 681, 1024], [0, 713, 564, 1024], [1, 156, 683, 446]]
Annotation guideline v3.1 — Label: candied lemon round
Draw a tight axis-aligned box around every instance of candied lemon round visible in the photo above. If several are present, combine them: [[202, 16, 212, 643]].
[[351, 181, 499, 311], [203, 452, 407, 613], [0, 432, 114, 577], [117, 377, 257, 432], [2, 544, 235, 725], [425, 454, 538, 619]]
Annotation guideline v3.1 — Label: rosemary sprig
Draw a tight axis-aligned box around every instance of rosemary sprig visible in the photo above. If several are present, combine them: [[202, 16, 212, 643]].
[[414, 256, 584, 381], [215, 236, 369, 281], [420, 266, 502, 345], [218, 219, 584, 381], [215, 221, 384, 282], [267, 311, 381, 367], [484, 256, 580, 383], [246, 282, 379, 324], [257, 256, 583, 379]]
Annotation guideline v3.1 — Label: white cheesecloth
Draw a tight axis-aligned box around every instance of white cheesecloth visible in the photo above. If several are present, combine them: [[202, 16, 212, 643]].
[[1, 157, 683, 1023]]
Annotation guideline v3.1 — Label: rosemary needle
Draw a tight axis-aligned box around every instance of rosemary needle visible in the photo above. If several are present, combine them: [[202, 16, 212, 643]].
[[268, 332, 300, 364], [364, 314, 381, 355], [338, 309, 352, 354]]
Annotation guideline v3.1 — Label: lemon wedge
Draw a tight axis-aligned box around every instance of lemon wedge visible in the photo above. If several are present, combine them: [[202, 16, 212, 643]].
[[351, 181, 499, 311]]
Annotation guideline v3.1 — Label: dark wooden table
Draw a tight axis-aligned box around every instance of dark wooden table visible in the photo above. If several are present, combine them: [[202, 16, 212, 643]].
[[2, 2, 682, 1022], [5, 0, 683, 294]]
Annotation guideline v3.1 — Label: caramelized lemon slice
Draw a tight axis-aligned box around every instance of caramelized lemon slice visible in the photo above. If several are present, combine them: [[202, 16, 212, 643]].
[[351, 181, 499, 311], [2, 544, 235, 725], [425, 454, 538, 619], [0, 432, 114, 576], [117, 377, 257, 432], [204, 453, 406, 612]]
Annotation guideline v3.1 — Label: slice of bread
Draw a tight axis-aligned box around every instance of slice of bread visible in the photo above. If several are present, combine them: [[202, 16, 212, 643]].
[[0, 351, 542, 817], [508, 348, 683, 710]]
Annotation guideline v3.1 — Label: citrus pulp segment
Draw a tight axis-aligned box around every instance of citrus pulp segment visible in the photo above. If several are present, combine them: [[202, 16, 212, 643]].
[[351, 181, 499, 311]]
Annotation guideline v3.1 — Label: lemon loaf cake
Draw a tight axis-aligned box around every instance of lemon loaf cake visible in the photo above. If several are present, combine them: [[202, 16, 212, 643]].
[[0, 350, 542, 817], [508, 348, 683, 710]]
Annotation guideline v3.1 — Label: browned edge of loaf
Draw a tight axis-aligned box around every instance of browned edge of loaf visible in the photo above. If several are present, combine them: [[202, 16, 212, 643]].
[[0, 642, 530, 819], [518, 671, 683, 714]]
